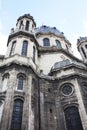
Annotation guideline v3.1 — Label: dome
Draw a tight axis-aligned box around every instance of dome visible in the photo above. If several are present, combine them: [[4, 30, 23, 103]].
[[51, 59, 86, 72], [17, 14, 36, 26], [35, 25, 64, 36], [77, 37, 87, 45]]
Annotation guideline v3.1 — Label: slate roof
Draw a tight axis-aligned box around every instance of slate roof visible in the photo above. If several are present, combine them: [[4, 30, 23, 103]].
[[51, 59, 86, 71], [35, 25, 64, 36]]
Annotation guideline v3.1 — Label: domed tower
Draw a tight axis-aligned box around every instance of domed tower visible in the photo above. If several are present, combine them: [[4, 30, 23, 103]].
[[77, 37, 87, 62], [6, 14, 38, 69], [35, 25, 72, 74]]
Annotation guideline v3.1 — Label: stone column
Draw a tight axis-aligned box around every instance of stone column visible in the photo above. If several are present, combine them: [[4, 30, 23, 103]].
[[74, 78, 87, 130]]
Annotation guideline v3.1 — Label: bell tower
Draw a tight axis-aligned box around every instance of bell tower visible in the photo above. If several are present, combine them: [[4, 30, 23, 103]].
[[16, 14, 36, 32], [77, 37, 87, 63], [5, 14, 38, 68]]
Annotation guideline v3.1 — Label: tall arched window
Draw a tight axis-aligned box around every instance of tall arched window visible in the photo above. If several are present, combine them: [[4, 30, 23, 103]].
[[43, 38, 50, 46], [64, 106, 83, 130], [25, 21, 29, 31], [56, 40, 61, 48], [33, 46, 35, 63], [19, 21, 24, 29], [21, 41, 28, 56], [85, 44, 87, 49], [10, 99, 23, 130], [10, 41, 16, 56], [17, 74, 26, 90], [0, 101, 4, 122], [81, 47, 86, 58]]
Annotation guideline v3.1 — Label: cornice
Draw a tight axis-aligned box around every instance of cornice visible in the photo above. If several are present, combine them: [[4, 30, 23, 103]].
[[7, 30, 39, 47]]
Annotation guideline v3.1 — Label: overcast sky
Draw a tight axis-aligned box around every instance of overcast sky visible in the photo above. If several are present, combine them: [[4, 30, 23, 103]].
[[0, 0, 87, 59]]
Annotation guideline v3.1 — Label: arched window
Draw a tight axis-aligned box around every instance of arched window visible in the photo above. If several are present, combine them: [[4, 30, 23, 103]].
[[56, 40, 61, 48], [64, 106, 83, 130], [33, 46, 35, 63], [19, 21, 23, 29], [21, 41, 28, 56], [85, 44, 87, 49], [2, 73, 9, 91], [17, 76, 24, 90], [0, 101, 4, 122], [81, 47, 86, 58], [10, 99, 23, 130], [25, 21, 29, 31], [43, 38, 50, 46], [10, 41, 16, 56]]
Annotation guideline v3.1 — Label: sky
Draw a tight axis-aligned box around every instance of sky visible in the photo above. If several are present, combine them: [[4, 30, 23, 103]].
[[0, 0, 87, 59]]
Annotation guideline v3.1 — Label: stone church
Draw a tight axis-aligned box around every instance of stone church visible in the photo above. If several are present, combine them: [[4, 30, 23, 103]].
[[0, 13, 87, 130]]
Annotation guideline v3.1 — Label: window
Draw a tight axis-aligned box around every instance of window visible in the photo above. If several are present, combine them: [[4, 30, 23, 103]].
[[56, 40, 61, 48], [81, 47, 86, 58], [10, 100, 23, 130], [17, 76, 24, 90], [19, 21, 23, 29], [25, 21, 29, 31], [2, 73, 9, 91], [10, 41, 16, 56], [21, 41, 28, 56], [33, 46, 35, 63], [82, 83, 87, 93], [0, 101, 4, 122], [61, 84, 73, 96], [43, 38, 50, 46], [85, 44, 87, 49], [64, 106, 83, 130]]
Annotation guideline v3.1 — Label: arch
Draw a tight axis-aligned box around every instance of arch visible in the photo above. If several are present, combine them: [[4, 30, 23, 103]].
[[10, 99, 23, 130], [10, 41, 16, 56], [19, 20, 23, 29], [21, 40, 28, 56], [0, 99, 4, 122], [85, 44, 87, 49], [56, 40, 61, 48], [43, 38, 50, 46], [2, 73, 9, 80], [33, 46, 35, 63], [17, 73, 26, 90], [81, 47, 86, 58], [25, 20, 29, 31], [17, 73, 26, 79], [64, 106, 83, 130], [81, 82, 87, 93]]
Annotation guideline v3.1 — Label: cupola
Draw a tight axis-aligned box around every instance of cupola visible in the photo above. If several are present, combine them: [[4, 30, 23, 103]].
[[77, 37, 87, 62], [16, 14, 36, 32]]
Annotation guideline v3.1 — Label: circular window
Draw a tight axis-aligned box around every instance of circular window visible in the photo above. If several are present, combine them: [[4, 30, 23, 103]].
[[82, 84, 87, 93], [62, 85, 73, 96]]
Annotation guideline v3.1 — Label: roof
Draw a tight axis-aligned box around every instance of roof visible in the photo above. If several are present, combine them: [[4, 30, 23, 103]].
[[35, 25, 63, 35], [77, 37, 87, 45], [17, 14, 36, 26], [51, 59, 86, 71], [35, 25, 71, 45]]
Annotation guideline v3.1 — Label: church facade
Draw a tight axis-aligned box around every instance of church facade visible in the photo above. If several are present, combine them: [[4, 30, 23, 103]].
[[0, 14, 87, 130]]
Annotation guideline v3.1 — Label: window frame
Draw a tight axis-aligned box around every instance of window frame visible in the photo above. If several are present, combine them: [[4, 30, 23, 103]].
[[25, 20, 29, 31], [21, 40, 28, 56], [43, 38, 50, 47], [10, 41, 16, 56], [56, 40, 62, 48], [64, 106, 83, 130], [10, 99, 23, 130]]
